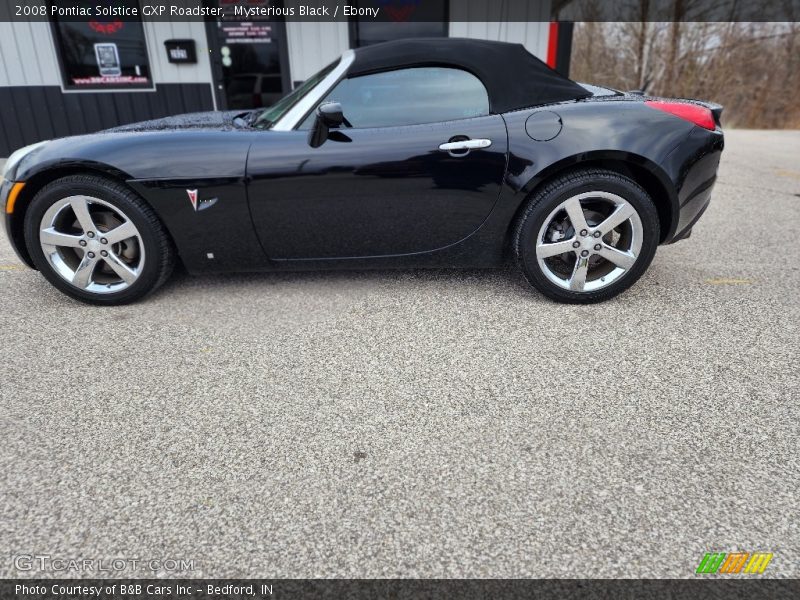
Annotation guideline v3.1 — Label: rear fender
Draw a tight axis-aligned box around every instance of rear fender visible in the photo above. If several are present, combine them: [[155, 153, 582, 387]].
[[499, 101, 697, 243]]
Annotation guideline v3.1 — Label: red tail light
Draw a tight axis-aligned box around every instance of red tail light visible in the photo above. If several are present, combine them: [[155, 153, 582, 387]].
[[645, 100, 715, 130]]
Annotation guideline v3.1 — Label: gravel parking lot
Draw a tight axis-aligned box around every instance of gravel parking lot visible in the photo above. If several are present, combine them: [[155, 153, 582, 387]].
[[1, 130, 798, 578]]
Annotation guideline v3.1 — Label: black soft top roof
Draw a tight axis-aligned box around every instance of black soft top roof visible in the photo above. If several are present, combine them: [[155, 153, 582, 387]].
[[349, 38, 590, 114]]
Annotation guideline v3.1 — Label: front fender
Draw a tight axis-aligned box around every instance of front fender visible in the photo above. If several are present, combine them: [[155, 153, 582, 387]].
[[5, 129, 262, 273]]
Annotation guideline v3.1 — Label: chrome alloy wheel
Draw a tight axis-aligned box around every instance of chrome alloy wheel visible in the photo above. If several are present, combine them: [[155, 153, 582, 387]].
[[38, 196, 145, 294], [535, 191, 644, 292]]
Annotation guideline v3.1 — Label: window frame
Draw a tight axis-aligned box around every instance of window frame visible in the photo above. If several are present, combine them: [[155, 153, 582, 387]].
[[49, 15, 155, 93], [272, 51, 355, 131]]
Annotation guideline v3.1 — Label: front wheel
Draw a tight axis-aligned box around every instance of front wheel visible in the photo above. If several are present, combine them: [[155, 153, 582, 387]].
[[24, 175, 175, 305], [514, 169, 660, 303]]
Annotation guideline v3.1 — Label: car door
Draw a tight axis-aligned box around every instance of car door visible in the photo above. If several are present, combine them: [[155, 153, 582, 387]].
[[246, 67, 508, 259]]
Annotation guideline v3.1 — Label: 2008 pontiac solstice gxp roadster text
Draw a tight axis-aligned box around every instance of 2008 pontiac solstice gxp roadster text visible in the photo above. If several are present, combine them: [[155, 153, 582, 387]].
[[2, 39, 724, 305]]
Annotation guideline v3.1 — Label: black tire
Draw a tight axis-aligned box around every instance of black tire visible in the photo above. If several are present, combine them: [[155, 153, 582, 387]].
[[514, 168, 660, 303], [24, 174, 175, 305]]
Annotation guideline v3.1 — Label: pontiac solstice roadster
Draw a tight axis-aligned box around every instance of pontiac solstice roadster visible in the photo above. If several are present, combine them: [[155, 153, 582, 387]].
[[2, 38, 723, 304]]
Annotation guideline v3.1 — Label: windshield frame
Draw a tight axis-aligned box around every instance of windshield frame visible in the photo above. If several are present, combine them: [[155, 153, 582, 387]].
[[268, 50, 356, 131], [253, 63, 334, 129]]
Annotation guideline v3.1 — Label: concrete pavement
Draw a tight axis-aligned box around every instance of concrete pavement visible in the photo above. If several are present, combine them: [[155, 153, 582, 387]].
[[0, 130, 798, 578]]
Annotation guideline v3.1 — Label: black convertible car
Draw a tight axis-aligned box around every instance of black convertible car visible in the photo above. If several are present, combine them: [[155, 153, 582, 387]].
[[2, 38, 723, 305]]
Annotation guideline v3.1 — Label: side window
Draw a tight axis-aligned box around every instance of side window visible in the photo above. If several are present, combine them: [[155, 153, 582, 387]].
[[300, 67, 489, 129]]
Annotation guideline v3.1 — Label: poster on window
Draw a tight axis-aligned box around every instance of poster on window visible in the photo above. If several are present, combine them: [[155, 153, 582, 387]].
[[94, 43, 121, 77], [52, 2, 152, 89], [220, 22, 273, 44]]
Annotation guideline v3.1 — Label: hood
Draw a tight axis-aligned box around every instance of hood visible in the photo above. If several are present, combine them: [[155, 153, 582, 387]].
[[103, 110, 244, 133]]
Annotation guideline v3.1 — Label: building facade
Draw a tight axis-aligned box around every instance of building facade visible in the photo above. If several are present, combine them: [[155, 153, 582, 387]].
[[0, 0, 572, 156]]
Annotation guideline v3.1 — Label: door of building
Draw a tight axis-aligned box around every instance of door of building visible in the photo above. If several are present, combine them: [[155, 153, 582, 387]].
[[205, 2, 291, 111]]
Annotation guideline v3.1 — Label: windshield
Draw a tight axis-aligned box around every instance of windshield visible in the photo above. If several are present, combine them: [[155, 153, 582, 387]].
[[253, 60, 338, 129]]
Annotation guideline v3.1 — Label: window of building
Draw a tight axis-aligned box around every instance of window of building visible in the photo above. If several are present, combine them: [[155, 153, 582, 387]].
[[51, 2, 152, 90], [349, 0, 447, 47], [301, 67, 489, 129]]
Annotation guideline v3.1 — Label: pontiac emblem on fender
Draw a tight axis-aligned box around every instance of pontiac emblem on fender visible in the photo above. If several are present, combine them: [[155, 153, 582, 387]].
[[187, 188, 198, 210], [186, 189, 218, 212]]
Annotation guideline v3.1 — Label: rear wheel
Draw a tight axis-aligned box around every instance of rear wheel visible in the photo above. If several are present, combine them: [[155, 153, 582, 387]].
[[24, 175, 175, 305], [514, 169, 660, 303]]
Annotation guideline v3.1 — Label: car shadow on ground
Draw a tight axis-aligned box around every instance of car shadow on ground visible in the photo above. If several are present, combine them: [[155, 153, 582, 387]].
[[154, 263, 539, 301]]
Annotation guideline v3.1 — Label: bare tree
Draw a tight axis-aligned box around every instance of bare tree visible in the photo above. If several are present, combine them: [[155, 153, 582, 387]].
[[570, 18, 800, 128]]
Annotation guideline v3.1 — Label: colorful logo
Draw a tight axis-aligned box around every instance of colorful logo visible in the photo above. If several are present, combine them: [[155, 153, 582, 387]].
[[186, 189, 218, 212], [86, 0, 124, 34], [88, 20, 124, 35], [696, 552, 773, 574]]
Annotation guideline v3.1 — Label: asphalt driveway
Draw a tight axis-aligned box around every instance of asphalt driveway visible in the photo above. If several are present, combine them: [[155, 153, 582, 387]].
[[0, 130, 798, 578]]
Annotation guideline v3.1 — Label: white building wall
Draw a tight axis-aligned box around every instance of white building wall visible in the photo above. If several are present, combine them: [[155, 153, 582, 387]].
[[0, 1, 552, 89], [449, 0, 551, 60], [0, 21, 61, 86], [142, 20, 214, 84], [0, 4, 213, 88], [285, 21, 350, 84]]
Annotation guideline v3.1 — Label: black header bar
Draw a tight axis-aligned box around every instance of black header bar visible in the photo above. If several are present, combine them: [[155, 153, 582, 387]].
[[1, 0, 799, 22]]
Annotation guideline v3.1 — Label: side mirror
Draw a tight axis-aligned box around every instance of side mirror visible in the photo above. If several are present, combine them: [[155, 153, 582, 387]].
[[318, 102, 344, 127], [308, 102, 344, 148]]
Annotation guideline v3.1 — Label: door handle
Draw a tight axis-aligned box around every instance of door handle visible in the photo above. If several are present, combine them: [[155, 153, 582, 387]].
[[438, 138, 492, 152]]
